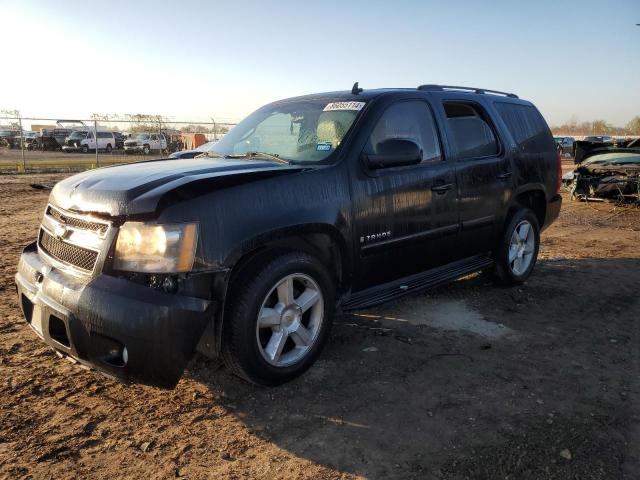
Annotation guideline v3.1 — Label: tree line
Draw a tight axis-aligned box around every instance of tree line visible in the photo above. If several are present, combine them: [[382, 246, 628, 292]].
[[551, 116, 640, 136]]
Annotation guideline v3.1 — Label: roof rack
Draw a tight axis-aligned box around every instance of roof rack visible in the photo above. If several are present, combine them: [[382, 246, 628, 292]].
[[417, 84, 518, 98]]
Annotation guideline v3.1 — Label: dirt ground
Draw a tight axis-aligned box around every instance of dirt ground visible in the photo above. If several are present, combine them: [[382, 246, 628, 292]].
[[0, 166, 639, 480], [0, 148, 153, 174]]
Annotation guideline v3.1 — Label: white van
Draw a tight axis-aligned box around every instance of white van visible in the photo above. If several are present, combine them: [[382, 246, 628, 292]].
[[62, 129, 116, 153]]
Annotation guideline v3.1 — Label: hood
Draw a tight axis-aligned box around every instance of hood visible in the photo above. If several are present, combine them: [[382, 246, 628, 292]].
[[50, 157, 305, 217], [169, 149, 201, 159], [581, 152, 640, 167]]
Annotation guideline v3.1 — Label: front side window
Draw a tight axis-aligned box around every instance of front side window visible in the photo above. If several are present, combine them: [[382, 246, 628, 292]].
[[208, 99, 364, 163], [69, 131, 88, 139], [364, 101, 442, 164], [444, 102, 499, 159]]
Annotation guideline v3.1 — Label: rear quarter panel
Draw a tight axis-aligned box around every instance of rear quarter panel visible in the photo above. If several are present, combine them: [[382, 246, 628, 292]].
[[484, 99, 556, 204]]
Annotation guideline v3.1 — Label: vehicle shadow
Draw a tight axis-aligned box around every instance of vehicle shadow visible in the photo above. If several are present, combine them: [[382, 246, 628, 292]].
[[187, 257, 640, 479]]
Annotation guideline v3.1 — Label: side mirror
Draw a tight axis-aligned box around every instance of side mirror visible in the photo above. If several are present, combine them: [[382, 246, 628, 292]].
[[363, 138, 422, 169]]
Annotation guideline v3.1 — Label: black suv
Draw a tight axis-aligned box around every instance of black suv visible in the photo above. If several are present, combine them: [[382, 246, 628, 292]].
[[15, 85, 562, 388]]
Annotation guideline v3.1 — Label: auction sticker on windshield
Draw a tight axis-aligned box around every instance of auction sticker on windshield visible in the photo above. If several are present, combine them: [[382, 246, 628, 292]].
[[323, 101, 366, 112]]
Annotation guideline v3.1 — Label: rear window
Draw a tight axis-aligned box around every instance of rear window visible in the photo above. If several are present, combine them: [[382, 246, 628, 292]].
[[494, 102, 554, 154], [443, 102, 499, 160]]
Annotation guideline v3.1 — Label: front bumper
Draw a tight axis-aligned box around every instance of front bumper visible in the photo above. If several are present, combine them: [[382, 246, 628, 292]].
[[62, 145, 82, 152], [123, 145, 143, 152], [15, 242, 215, 388]]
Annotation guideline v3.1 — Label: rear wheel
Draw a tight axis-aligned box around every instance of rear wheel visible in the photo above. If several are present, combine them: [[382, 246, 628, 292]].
[[222, 251, 335, 386], [493, 208, 540, 286], [143, 145, 150, 155], [106, 143, 112, 153]]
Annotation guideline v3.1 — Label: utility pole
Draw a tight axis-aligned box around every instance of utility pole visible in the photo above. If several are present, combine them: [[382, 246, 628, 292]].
[[17, 111, 25, 172], [94, 118, 99, 166]]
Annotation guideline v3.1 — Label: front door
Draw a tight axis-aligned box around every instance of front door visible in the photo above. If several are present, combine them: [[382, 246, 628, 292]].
[[351, 99, 459, 290]]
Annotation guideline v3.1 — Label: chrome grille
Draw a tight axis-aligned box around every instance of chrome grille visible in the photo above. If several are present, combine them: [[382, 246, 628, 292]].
[[39, 229, 99, 272], [46, 205, 108, 235], [38, 204, 111, 274]]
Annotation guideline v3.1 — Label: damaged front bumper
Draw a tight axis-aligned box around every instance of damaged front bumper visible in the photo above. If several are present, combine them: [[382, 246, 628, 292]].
[[564, 171, 640, 202], [15, 242, 216, 388]]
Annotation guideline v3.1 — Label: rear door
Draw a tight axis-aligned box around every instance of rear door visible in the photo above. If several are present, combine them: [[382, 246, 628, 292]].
[[352, 99, 459, 290], [438, 100, 511, 257]]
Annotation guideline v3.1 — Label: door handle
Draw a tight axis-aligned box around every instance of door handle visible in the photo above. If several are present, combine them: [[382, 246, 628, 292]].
[[431, 183, 453, 194], [497, 172, 512, 180]]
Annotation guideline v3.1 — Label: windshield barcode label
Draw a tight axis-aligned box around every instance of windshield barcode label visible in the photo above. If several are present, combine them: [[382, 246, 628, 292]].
[[323, 102, 366, 112]]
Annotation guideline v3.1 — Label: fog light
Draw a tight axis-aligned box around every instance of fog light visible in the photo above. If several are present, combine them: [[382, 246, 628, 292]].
[[161, 276, 178, 293], [104, 344, 127, 367]]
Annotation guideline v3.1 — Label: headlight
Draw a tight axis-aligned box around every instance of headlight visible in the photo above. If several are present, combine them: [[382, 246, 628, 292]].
[[113, 222, 198, 273]]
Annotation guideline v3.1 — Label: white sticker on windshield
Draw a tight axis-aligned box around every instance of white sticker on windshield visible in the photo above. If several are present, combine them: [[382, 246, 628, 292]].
[[323, 101, 366, 112]]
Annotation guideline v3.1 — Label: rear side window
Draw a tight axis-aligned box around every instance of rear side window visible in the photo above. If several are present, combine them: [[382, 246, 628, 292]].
[[443, 102, 499, 160], [365, 101, 442, 164], [494, 102, 554, 154]]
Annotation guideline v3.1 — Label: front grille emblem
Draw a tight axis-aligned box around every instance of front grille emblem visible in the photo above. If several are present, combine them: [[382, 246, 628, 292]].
[[54, 224, 68, 239]]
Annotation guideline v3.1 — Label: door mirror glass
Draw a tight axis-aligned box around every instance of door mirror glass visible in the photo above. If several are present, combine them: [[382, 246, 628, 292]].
[[364, 138, 422, 169]]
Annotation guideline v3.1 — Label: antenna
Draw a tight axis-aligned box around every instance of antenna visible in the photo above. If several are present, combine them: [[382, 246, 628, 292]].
[[351, 82, 363, 95]]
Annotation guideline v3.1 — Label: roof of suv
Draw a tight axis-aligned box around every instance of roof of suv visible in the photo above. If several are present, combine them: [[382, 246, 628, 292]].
[[274, 85, 529, 106]]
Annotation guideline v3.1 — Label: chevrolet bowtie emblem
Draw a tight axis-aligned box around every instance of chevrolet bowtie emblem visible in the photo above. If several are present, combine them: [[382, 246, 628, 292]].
[[54, 224, 68, 239]]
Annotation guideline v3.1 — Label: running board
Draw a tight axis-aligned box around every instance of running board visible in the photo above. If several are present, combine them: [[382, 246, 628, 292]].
[[341, 254, 493, 312]]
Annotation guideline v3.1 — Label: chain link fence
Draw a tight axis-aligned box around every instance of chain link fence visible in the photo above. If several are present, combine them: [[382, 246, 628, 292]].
[[0, 112, 237, 173]]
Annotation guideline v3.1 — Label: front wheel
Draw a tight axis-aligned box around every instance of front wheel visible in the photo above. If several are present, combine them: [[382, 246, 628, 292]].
[[105, 143, 112, 153], [492, 208, 540, 286], [222, 252, 335, 386], [81, 145, 89, 153], [142, 145, 150, 155]]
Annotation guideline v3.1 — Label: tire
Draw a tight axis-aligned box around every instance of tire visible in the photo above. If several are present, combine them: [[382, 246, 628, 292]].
[[143, 145, 150, 155], [492, 208, 540, 286], [222, 251, 335, 386], [81, 145, 89, 154], [106, 143, 112, 153]]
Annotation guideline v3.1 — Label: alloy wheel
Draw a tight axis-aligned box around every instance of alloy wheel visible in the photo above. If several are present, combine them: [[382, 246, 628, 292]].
[[508, 220, 535, 275], [256, 273, 324, 367]]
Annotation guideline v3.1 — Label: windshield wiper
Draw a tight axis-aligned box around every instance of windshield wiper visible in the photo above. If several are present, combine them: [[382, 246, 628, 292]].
[[202, 151, 225, 158], [227, 151, 290, 165]]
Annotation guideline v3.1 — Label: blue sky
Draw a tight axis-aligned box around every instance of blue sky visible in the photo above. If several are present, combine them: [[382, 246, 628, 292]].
[[1, 0, 639, 126]]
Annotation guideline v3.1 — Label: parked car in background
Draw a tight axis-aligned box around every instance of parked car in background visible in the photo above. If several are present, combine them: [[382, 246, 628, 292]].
[[124, 133, 167, 155], [32, 128, 73, 151], [15, 84, 562, 388], [554, 136, 575, 156], [583, 135, 613, 144], [0, 129, 18, 148], [113, 132, 126, 150], [169, 140, 218, 159], [562, 138, 640, 201], [62, 129, 116, 153], [13, 131, 38, 149]]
